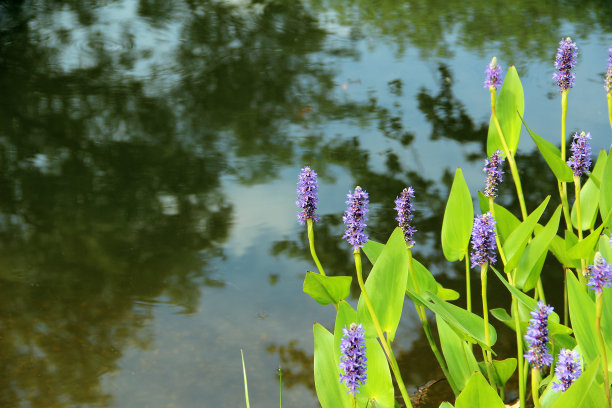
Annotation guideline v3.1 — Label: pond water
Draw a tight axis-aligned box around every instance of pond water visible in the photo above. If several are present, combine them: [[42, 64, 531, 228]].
[[0, 1, 611, 407]]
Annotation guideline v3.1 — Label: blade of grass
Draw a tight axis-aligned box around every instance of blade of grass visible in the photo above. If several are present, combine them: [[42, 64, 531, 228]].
[[241, 349, 251, 408]]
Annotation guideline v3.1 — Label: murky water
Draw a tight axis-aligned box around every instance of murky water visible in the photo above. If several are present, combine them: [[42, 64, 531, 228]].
[[0, 1, 611, 407]]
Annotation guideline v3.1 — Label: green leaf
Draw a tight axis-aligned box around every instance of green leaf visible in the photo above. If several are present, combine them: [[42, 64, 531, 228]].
[[303, 272, 352, 305], [550, 234, 581, 268], [601, 285, 612, 353], [522, 118, 573, 182], [601, 234, 612, 261], [477, 192, 520, 244], [477, 358, 516, 389], [566, 224, 605, 261], [363, 240, 385, 265], [455, 372, 505, 408], [357, 228, 408, 343], [549, 357, 606, 408], [514, 205, 562, 291], [567, 273, 600, 364], [600, 147, 612, 229], [487, 66, 524, 157], [503, 196, 550, 272], [409, 290, 497, 353], [438, 403, 454, 408], [442, 168, 474, 262], [409, 258, 460, 301], [313, 323, 351, 408], [571, 150, 607, 231], [437, 317, 479, 393], [490, 308, 515, 330]]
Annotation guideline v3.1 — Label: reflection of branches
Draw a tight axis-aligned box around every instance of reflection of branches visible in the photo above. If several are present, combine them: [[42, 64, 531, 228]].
[[267, 340, 315, 392]]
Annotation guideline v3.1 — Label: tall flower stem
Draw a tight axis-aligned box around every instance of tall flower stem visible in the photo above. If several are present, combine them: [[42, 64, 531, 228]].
[[406, 249, 458, 395], [531, 368, 542, 408], [573, 176, 587, 280], [608, 93, 612, 132], [560, 91, 573, 230], [353, 250, 413, 408], [596, 293, 611, 407], [488, 197, 507, 266], [480, 263, 496, 387], [508, 273, 526, 408], [307, 218, 325, 276], [490, 89, 528, 221]]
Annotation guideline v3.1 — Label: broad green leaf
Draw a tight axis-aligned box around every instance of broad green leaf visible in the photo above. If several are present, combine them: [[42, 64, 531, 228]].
[[571, 150, 607, 231], [515, 205, 562, 291], [408, 290, 497, 353], [357, 228, 408, 342], [549, 357, 606, 408], [437, 317, 479, 393], [600, 147, 612, 229], [477, 192, 520, 244], [600, 234, 612, 261], [477, 358, 516, 389], [550, 234, 581, 268], [313, 323, 351, 408], [567, 273, 600, 364], [490, 308, 515, 331], [303, 272, 352, 305], [601, 285, 612, 353], [333, 301, 394, 408], [363, 240, 384, 265], [455, 371, 505, 408], [566, 224, 604, 261], [522, 118, 573, 182], [442, 168, 473, 262], [503, 196, 550, 272], [438, 403, 454, 408], [409, 258, 460, 301], [487, 66, 524, 157]]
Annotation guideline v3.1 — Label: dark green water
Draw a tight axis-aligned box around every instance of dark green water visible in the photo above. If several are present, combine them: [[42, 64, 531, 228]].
[[0, 1, 611, 407]]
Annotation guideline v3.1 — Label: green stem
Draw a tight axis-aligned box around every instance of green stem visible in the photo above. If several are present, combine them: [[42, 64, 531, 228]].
[[465, 255, 472, 312], [560, 90, 573, 231], [491, 103, 527, 221], [307, 218, 325, 276], [354, 250, 413, 408], [531, 368, 541, 408], [489, 197, 507, 265], [574, 175, 588, 281], [480, 263, 496, 387], [563, 268, 569, 326], [536, 279, 546, 304], [509, 273, 526, 408], [407, 249, 458, 395], [596, 293, 611, 407], [279, 367, 282, 408]]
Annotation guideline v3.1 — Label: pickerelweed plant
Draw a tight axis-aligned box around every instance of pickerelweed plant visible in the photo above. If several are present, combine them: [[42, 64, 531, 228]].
[[279, 38, 612, 408]]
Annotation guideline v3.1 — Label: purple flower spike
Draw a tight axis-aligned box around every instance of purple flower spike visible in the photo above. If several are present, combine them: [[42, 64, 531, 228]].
[[395, 187, 417, 246], [339, 323, 367, 396], [343, 186, 369, 250], [587, 252, 612, 294], [567, 131, 592, 177], [484, 149, 505, 198], [484, 57, 503, 89], [524, 300, 554, 369], [553, 37, 578, 92], [553, 349, 582, 392], [470, 212, 497, 269], [605, 46, 612, 93], [296, 166, 320, 225]]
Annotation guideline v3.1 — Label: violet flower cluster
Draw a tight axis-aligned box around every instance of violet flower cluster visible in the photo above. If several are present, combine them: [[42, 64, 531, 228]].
[[524, 300, 554, 369], [553, 37, 578, 91], [483, 149, 505, 198], [567, 131, 591, 177], [395, 187, 417, 246], [587, 252, 612, 294], [605, 46, 612, 94], [470, 212, 497, 268], [552, 348, 582, 392], [296, 166, 319, 225], [343, 187, 369, 250], [484, 57, 503, 89], [339, 323, 367, 395]]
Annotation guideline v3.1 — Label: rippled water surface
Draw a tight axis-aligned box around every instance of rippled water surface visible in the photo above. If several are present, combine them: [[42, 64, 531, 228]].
[[0, 1, 611, 407]]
